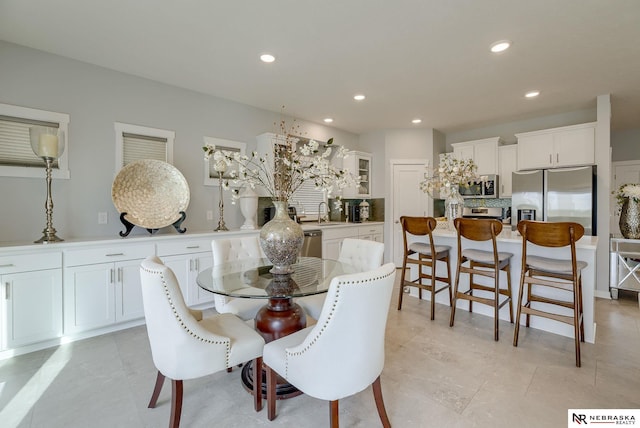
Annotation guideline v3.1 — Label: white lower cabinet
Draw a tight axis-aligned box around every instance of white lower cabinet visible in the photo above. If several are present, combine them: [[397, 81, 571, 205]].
[[63, 244, 153, 334], [157, 238, 214, 307], [321, 223, 384, 260], [1, 252, 62, 349]]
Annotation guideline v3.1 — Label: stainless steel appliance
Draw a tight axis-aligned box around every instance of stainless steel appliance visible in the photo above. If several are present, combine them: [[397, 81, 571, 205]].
[[458, 174, 499, 199], [462, 206, 503, 219], [301, 229, 322, 258], [511, 166, 596, 235]]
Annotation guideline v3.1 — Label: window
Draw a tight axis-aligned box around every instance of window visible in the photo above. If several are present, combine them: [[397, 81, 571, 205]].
[[114, 122, 174, 171], [0, 103, 70, 179], [203, 136, 246, 186]]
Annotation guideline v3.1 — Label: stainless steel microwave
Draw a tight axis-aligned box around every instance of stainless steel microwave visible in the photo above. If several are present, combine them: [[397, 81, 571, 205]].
[[458, 174, 499, 199]]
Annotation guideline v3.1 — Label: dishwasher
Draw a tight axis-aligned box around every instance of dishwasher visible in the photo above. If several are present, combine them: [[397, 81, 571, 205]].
[[300, 229, 322, 258]]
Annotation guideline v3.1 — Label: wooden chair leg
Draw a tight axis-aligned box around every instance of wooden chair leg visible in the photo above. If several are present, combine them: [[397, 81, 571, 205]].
[[330, 400, 339, 428], [513, 273, 527, 347], [445, 257, 453, 306], [253, 357, 263, 412], [266, 365, 277, 421], [170, 379, 183, 428], [449, 260, 462, 327], [372, 376, 391, 428], [148, 371, 165, 408], [398, 261, 408, 310]]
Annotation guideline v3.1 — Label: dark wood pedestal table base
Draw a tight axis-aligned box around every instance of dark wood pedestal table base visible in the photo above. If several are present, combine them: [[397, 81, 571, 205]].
[[196, 257, 356, 401]]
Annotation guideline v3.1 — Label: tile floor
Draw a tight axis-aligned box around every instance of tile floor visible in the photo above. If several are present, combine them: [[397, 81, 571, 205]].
[[1, 276, 639, 428]]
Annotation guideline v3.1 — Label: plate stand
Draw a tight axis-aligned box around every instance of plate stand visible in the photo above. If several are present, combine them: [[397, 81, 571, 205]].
[[118, 211, 187, 237]]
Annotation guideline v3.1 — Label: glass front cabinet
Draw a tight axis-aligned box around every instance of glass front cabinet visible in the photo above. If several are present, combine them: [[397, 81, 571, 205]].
[[342, 151, 372, 198]]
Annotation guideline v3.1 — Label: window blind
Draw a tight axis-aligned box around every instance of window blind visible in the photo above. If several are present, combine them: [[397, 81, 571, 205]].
[[0, 116, 60, 168], [292, 179, 326, 216], [122, 133, 167, 165]]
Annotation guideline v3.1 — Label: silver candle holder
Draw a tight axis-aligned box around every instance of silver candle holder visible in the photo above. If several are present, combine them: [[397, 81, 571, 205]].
[[213, 160, 229, 232], [29, 126, 65, 243]]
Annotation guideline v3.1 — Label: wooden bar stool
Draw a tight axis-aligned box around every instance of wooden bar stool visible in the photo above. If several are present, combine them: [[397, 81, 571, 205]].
[[449, 218, 514, 341], [513, 220, 586, 367], [398, 216, 452, 320]]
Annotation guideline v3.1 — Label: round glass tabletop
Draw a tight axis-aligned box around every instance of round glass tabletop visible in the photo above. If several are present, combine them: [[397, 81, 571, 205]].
[[196, 257, 358, 299]]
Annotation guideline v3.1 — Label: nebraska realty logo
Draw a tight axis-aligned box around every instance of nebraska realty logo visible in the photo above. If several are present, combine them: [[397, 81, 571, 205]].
[[569, 409, 638, 426]]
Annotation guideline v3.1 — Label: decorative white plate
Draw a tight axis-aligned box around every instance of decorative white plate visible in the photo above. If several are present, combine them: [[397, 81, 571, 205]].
[[112, 160, 190, 229]]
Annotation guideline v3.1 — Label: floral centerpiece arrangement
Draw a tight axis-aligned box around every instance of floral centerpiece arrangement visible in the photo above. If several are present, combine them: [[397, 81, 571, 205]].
[[203, 118, 358, 274], [419, 153, 479, 198], [419, 154, 479, 230]]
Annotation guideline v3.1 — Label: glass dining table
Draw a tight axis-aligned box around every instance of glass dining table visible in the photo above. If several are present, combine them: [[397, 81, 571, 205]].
[[196, 256, 358, 398]]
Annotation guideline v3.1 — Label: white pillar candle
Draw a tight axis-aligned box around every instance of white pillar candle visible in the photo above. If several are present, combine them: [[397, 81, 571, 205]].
[[38, 134, 59, 158]]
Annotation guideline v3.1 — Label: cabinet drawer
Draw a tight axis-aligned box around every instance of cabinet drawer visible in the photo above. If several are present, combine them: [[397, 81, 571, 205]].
[[322, 226, 359, 241], [0, 252, 62, 274], [358, 224, 384, 236], [156, 238, 213, 257], [64, 244, 155, 266]]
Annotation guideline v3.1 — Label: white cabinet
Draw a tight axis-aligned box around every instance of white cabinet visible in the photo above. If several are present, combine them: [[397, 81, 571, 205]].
[[63, 243, 153, 334], [157, 238, 214, 307], [321, 223, 384, 260], [516, 122, 595, 170], [451, 137, 503, 175], [1, 252, 62, 349], [498, 145, 518, 197], [342, 151, 372, 198]]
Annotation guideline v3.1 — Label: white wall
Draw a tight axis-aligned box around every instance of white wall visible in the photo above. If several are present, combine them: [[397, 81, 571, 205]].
[[0, 41, 359, 243], [612, 129, 640, 161]]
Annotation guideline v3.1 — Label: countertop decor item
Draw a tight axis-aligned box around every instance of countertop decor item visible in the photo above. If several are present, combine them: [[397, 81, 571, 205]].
[[111, 159, 190, 236], [420, 154, 479, 230], [239, 186, 259, 230], [29, 125, 65, 243], [615, 183, 640, 239]]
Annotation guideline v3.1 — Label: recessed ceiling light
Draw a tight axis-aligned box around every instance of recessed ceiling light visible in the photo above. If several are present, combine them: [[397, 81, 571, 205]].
[[353, 94, 366, 101], [323, 118, 333, 123], [260, 54, 275, 63], [525, 90, 540, 98], [490, 40, 511, 53], [412, 119, 422, 124]]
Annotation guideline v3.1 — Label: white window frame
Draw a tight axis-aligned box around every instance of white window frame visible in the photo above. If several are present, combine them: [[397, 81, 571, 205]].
[[114, 122, 174, 173], [203, 136, 247, 186], [0, 103, 70, 179]]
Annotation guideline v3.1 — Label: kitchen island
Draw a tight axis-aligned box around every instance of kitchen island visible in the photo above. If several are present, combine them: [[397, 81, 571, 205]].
[[409, 227, 598, 343]]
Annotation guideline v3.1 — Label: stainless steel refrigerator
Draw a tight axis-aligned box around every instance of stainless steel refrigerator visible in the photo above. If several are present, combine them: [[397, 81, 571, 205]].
[[511, 166, 596, 235]]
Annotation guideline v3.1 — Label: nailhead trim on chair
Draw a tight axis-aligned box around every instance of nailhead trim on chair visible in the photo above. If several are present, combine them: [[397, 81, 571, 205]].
[[284, 270, 395, 377], [141, 264, 232, 367]]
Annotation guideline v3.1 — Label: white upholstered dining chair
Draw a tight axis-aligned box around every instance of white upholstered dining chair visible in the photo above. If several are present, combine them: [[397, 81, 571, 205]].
[[296, 238, 385, 320], [139, 256, 265, 428], [210, 236, 266, 321], [263, 262, 397, 427]]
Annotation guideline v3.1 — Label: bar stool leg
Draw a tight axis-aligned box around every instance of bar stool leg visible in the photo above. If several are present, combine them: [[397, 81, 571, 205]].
[[398, 258, 408, 310], [505, 265, 514, 323], [445, 256, 453, 307], [449, 261, 462, 327], [494, 266, 500, 341], [513, 270, 527, 347]]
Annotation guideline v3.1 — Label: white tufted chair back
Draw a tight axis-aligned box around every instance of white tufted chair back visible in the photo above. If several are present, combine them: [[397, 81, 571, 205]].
[[211, 236, 265, 319], [267, 262, 396, 401], [140, 256, 232, 380], [338, 238, 384, 271]]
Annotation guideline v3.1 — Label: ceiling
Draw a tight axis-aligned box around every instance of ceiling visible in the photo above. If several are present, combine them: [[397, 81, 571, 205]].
[[1, 0, 639, 135]]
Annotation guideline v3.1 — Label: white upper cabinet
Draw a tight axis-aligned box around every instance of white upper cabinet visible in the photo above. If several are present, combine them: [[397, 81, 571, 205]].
[[342, 151, 372, 198], [498, 145, 518, 197], [515, 122, 596, 170], [451, 137, 503, 175]]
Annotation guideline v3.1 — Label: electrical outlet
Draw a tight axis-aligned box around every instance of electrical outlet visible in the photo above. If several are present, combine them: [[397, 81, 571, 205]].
[[206, 210, 213, 220], [98, 212, 108, 224]]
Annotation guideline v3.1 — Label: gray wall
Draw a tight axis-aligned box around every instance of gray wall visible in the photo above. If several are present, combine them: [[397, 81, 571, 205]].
[[0, 42, 359, 243], [612, 129, 640, 161]]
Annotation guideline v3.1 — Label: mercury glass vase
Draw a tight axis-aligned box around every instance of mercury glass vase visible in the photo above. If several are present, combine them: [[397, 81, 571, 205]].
[[445, 186, 465, 231], [619, 197, 640, 239], [260, 200, 304, 274]]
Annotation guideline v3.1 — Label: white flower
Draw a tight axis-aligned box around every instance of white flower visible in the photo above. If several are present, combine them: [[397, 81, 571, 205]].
[[419, 154, 479, 198]]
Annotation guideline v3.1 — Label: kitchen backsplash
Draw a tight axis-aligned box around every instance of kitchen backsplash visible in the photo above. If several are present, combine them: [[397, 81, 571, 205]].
[[330, 198, 385, 222], [434, 197, 511, 217]]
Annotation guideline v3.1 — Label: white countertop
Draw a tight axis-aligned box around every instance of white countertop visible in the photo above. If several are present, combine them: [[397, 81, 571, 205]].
[[431, 227, 598, 249]]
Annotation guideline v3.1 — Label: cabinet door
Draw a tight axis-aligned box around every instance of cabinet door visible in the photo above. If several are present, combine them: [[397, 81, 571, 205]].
[[498, 145, 518, 197], [162, 255, 192, 303], [473, 140, 498, 175], [115, 259, 145, 322], [64, 263, 115, 334], [453, 145, 474, 162], [517, 134, 554, 170], [554, 127, 595, 167], [190, 254, 215, 306], [357, 154, 372, 197], [322, 239, 341, 260], [3, 269, 62, 348]]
